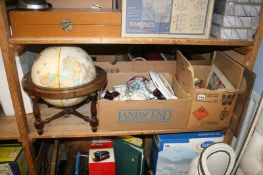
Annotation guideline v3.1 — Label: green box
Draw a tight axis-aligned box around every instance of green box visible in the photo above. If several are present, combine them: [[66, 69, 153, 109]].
[[0, 144, 28, 175]]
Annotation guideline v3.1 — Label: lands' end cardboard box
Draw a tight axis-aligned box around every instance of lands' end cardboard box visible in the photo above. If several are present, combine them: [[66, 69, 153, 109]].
[[96, 60, 192, 132], [176, 51, 244, 130]]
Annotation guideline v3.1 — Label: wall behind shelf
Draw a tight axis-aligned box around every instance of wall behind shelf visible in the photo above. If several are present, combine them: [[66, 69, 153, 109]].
[[253, 39, 263, 94], [0, 48, 15, 116]]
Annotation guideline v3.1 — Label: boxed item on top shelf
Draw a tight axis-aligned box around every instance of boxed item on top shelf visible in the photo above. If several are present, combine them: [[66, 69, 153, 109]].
[[151, 131, 224, 175], [211, 24, 256, 40], [95, 50, 248, 131], [89, 141, 115, 175], [212, 0, 261, 40], [212, 13, 259, 28], [9, 9, 121, 37], [214, 0, 261, 17], [122, 0, 215, 39]]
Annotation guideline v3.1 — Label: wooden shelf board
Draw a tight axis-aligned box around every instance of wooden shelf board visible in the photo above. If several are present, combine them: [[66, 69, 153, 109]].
[[9, 36, 253, 46], [0, 116, 19, 140], [27, 104, 224, 139]]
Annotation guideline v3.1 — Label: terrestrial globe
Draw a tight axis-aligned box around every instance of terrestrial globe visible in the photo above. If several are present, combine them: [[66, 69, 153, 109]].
[[31, 46, 96, 107]]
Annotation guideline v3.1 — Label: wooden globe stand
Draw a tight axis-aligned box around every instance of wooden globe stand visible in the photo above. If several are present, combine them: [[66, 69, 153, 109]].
[[22, 66, 107, 135]]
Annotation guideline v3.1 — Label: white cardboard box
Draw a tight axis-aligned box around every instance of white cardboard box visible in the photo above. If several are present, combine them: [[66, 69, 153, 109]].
[[0, 49, 35, 116]]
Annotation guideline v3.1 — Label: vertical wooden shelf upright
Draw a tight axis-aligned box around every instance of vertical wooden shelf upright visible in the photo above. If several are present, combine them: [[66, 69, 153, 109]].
[[0, 0, 262, 174], [0, 1, 36, 174]]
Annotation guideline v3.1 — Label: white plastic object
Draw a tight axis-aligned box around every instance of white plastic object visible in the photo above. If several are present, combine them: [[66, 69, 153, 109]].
[[188, 143, 236, 175], [149, 70, 177, 100]]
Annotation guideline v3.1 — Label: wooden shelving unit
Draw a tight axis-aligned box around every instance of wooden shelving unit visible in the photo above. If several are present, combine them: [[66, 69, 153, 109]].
[[9, 36, 254, 46], [0, 109, 19, 140], [0, 0, 262, 174]]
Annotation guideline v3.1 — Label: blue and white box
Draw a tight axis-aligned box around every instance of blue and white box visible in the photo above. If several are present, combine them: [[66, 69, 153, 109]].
[[122, 0, 215, 39], [151, 131, 224, 175]]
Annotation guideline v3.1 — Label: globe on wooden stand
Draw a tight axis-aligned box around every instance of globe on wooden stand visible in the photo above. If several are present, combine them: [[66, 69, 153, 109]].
[[22, 47, 107, 135]]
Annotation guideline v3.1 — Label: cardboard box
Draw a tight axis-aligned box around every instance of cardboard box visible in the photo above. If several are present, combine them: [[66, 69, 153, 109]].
[[211, 24, 256, 40], [122, 0, 215, 39], [151, 131, 224, 175], [212, 13, 259, 28], [96, 50, 245, 131], [97, 71, 192, 131], [176, 51, 244, 130], [89, 141, 115, 175], [0, 144, 28, 175]]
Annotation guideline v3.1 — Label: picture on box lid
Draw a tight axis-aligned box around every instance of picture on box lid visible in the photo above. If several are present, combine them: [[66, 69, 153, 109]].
[[206, 64, 235, 90], [177, 51, 235, 91], [93, 151, 110, 162], [102, 71, 178, 101]]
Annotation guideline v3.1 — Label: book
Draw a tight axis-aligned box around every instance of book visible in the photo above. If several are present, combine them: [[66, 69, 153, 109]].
[[113, 139, 145, 175]]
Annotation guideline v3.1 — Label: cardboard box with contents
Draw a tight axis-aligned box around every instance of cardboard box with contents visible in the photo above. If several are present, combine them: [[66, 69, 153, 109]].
[[97, 71, 191, 131], [95, 51, 246, 131], [122, 0, 215, 39], [176, 51, 244, 130]]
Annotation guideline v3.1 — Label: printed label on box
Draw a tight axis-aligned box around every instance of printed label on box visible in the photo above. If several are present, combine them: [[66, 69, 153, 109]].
[[118, 108, 172, 123]]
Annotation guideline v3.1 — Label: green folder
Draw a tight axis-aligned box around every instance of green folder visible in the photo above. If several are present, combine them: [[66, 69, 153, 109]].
[[113, 139, 145, 175]]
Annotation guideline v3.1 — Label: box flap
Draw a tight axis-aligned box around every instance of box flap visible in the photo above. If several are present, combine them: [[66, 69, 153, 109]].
[[176, 51, 195, 95], [133, 60, 177, 75], [213, 51, 244, 89]]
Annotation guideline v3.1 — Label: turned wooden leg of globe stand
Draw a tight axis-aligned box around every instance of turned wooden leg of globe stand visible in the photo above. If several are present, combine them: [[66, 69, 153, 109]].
[[90, 92, 98, 132], [32, 97, 44, 135]]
